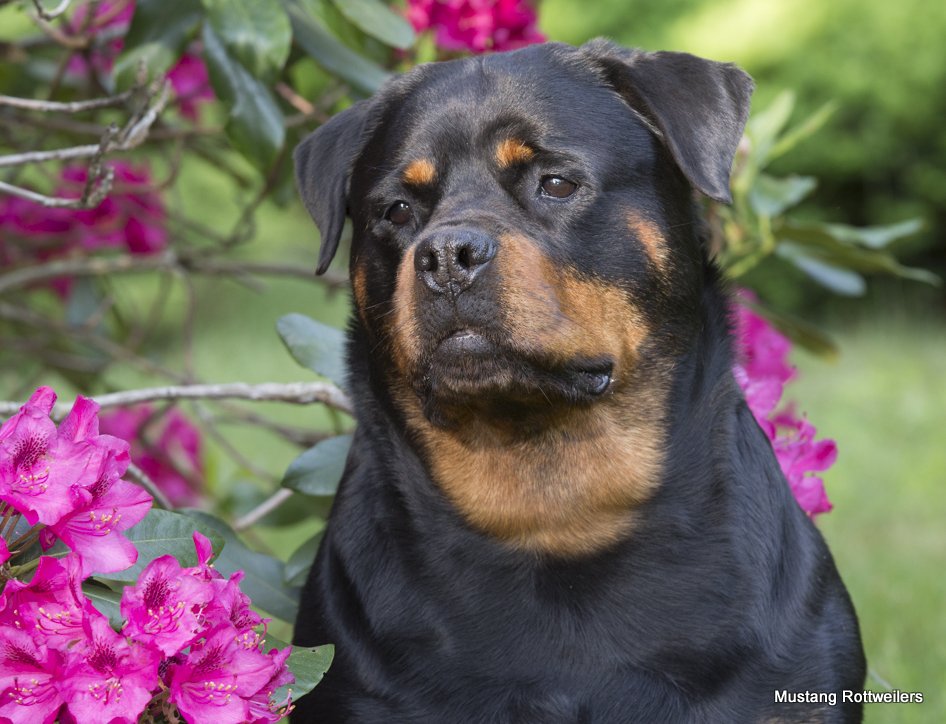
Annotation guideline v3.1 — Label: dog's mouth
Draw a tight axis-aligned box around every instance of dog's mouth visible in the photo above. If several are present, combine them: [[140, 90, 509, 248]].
[[414, 328, 614, 423]]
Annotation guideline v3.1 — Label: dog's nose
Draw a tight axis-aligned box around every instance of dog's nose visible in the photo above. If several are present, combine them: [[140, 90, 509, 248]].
[[414, 229, 496, 296]]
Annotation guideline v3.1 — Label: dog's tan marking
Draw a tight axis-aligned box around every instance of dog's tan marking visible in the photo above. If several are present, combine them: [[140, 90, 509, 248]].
[[495, 138, 535, 169], [402, 158, 437, 186], [391, 247, 421, 376], [627, 210, 668, 273], [393, 232, 667, 557], [351, 261, 369, 325]]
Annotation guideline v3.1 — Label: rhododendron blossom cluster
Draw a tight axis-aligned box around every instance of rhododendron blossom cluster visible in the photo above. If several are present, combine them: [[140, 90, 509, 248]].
[[733, 293, 836, 515], [407, 0, 545, 53], [0, 391, 294, 723], [0, 162, 167, 296]]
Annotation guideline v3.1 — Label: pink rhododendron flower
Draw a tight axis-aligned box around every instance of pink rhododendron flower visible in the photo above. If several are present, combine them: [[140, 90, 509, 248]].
[[407, 0, 545, 53], [100, 406, 204, 507], [167, 624, 279, 724], [246, 645, 295, 723], [58, 163, 167, 255], [0, 627, 66, 724], [732, 292, 836, 516], [121, 553, 214, 656], [61, 614, 160, 723], [0, 387, 96, 527], [0, 555, 88, 646], [43, 474, 153, 576], [167, 51, 216, 121]]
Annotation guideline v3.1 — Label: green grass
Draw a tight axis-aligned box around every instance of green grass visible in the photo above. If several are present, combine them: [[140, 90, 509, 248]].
[[791, 315, 946, 723]]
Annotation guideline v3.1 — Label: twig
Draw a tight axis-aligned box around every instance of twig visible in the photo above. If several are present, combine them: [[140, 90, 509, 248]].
[[233, 489, 294, 532], [29, 0, 74, 22], [0, 252, 348, 295], [0, 89, 134, 113], [0, 382, 353, 419]]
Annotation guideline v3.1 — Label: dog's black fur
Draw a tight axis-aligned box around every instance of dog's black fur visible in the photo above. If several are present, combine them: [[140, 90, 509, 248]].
[[291, 40, 865, 723]]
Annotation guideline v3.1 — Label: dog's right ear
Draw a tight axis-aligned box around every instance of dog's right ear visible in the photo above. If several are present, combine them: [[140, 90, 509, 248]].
[[294, 100, 374, 275]]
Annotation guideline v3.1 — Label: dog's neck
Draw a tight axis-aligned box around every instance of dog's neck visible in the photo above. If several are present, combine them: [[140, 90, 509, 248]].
[[348, 265, 740, 559]]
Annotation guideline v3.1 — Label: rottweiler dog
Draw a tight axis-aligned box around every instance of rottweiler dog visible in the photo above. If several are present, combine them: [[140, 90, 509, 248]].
[[291, 39, 865, 723]]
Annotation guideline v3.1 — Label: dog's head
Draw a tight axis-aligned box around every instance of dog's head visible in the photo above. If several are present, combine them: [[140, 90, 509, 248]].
[[295, 41, 752, 554]]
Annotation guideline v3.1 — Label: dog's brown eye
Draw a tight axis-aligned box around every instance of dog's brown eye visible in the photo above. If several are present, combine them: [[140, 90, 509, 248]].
[[386, 201, 412, 225], [540, 176, 578, 199]]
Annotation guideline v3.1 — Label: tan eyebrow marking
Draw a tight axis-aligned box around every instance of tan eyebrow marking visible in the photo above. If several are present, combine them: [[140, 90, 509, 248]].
[[402, 158, 437, 186], [495, 138, 535, 169]]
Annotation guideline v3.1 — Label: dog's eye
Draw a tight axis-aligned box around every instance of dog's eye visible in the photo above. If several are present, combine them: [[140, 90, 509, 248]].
[[385, 200, 413, 225], [540, 176, 578, 199]]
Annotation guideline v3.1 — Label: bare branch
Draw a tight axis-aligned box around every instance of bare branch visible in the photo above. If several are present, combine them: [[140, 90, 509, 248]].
[[0, 251, 348, 295], [0, 89, 133, 113], [0, 79, 169, 169], [28, 0, 73, 22], [0, 382, 353, 419]]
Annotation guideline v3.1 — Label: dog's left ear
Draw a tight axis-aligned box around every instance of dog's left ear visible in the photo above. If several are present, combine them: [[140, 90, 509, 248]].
[[295, 100, 375, 274], [581, 40, 753, 203]]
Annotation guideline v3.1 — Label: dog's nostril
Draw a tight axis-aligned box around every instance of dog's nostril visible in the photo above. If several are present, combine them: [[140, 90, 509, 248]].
[[456, 245, 472, 269], [418, 250, 438, 273]]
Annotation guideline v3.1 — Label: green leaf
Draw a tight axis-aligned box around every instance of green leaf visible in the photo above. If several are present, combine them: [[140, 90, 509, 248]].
[[96, 509, 225, 583], [768, 101, 838, 162], [331, 0, 415, 50], [746, 90, 795, 168], [265, 636, 334, 703], [776, 221, 940, 285], [285, 530, 324, 587], [806, 218, 924, 249], [777, 245, 867, 296], [202, 0, 292, 80], [114, 0, 204, 88], [277, 313, 348, 388], [201, 24, 286, 171], [282, 434, 352, 496], [748, 173, 816, 217], [284, 0, 391, 93], [184, 511, 301, 623], [83, 582, 124, 629]]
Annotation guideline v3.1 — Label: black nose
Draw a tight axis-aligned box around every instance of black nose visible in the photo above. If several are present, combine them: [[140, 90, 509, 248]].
[[414, 229, 496, 296]]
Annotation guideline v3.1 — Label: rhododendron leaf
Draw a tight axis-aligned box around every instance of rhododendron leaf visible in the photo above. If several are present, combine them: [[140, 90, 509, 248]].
[[285, 0, 391, 93], [331, 0, 415, 50], [95, 508, 224, 583], [812, 218, 924, 249], [81, 582, 124, 630], [202, 24, 286, 171], [744, 90, 795, 170], [777, 246, 867, 297], [185, 511, 301, 622], [282, 434, 352, 496], [284, 530, 324, 587], [114, 0, 204, 88], [265, 636, 334, 703], [748, 173, 816, 218], [776, 219, 939, 285], [277, 313, 348, 389], [203, 0, 291, 81]]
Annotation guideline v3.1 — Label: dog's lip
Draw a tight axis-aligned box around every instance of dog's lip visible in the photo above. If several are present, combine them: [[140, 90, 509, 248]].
[[437, 329, 494, 354]]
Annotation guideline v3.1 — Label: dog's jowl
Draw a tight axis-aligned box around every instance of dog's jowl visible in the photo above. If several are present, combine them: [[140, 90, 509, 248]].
[[291, 40, 865, 723]]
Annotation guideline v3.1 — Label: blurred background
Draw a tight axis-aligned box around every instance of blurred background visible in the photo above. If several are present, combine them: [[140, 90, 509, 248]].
[[0, 1, 943, 721]]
